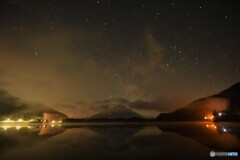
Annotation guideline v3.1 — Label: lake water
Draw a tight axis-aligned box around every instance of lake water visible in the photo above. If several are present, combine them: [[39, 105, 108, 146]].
[[0, 122, 239, 160]]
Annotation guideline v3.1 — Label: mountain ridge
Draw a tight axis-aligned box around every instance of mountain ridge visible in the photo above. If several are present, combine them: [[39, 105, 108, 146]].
[[0, 88, 67, 120], [156, 81, 240, 121], [90, 105, 143, 119]]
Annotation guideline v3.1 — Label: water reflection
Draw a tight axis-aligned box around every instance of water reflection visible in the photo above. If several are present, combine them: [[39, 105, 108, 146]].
[[0, 124, 32, 130], [0, 123, 65, 136], [0, 122, 239, 160], [157, 122, 240, 151]]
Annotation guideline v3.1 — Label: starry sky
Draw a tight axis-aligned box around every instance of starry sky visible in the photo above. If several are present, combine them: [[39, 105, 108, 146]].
[[0, 0, 239, 118]]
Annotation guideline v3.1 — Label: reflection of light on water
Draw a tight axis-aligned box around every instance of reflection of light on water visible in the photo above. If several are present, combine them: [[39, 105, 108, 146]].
[[27, 126, 33, 129], [0, 124, 34, 131], [39, 124, 65, 136], [206, 123, 229, 133], [50, 123, 61, 127], [1, 125, 11, 130], [15, 126, 21, 130], [0, 123, 62, 131], [206, 123, 231, 133], [206, 123, 217, 129]]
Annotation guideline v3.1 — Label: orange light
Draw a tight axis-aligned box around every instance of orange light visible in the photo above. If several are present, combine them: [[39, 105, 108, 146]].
[[17, 119, 24, 123], [15, 126, 22, 130], [205, 123, 217, 129], [2, 118, 14, 123], [51, 120, 56, 124], [204, 115, 214, 121]]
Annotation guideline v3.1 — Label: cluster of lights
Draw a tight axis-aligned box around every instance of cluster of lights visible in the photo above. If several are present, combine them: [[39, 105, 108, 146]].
[[2, 118, 15, 123], [206, 123, 228, 133], [49, 120, 62, 127], [204, 115, 214, 121], [1, 118, 35, 123], [50, 120, 62, 124], [206, 123, 217, 129], [1, 118, 63, 124], [0, 123, 62, 131], [0, 118, 35, 131], [0, 118, 63, 131], [0, 125, 32, 131], [204, 112, 223, 121], [1, 118, 63, 131]]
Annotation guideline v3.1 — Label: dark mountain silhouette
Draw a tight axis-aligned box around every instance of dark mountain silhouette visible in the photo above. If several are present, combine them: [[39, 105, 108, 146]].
[[90, 105, 143, 119], [214, 82, 240, 113], [0, 89, 67, 120], [63, 105, 147, 123], [156, 82, 240, 121]]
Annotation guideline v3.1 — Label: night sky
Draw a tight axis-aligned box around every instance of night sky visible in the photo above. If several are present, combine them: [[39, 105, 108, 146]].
[[0, 0, 239, 117]]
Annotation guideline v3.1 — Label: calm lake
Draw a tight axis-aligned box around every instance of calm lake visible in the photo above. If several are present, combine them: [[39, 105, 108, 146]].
[[0, 122, 239, 160]]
